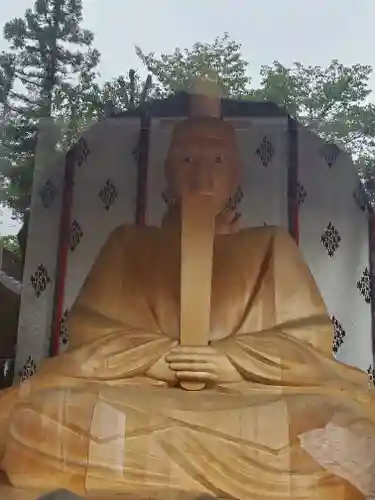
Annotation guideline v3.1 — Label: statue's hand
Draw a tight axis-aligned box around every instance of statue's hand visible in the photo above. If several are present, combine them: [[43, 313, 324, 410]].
[[166, 345, 243, 385], [146, 342, 179, 384]]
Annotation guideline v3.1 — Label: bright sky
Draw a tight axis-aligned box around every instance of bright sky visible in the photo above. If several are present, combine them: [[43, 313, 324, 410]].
[[1, 0, 374, 234]]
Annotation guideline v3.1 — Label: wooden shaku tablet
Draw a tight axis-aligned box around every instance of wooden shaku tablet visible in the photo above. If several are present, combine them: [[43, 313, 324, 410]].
[[180, 193, 215, 391]]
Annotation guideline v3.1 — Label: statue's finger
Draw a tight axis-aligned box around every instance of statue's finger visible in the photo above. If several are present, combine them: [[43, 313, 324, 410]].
[[169, 362, 216, 372], [170, 346, 214, 355], [166, 353, 213, 363], [176, 371, 217, 381]]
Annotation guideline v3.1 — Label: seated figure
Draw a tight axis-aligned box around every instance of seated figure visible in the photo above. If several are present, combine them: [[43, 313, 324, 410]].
[[0, 115, 374, 500]]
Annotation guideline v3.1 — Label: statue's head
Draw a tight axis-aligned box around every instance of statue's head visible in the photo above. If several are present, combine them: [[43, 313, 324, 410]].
[[164, 116, 242, 214]]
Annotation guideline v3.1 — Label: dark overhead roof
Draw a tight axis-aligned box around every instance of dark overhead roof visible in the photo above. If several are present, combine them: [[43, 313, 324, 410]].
[[112, 91, 289, 119]]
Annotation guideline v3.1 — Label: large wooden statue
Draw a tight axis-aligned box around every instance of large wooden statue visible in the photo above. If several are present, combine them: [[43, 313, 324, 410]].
[[0, 93, 374, 499]]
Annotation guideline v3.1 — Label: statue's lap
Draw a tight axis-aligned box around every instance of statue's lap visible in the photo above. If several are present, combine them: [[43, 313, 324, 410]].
[[1, 383, 364, 499]]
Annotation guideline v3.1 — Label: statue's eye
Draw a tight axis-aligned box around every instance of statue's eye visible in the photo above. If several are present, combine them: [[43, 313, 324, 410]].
[[183, 157, 193, 163], [215, 156, 223, 163]]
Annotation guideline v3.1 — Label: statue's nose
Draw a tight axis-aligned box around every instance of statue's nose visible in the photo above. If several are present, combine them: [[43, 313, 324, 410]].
[[189, 162, 215, 193]]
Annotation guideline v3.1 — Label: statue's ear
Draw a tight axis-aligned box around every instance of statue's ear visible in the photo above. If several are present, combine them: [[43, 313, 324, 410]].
[[37, 489, 82, 500]]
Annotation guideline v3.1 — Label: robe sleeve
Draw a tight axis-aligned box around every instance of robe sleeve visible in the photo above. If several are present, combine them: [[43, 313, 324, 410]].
[[67, 225, 129, 348], [39, 226, 172, 380], [215, 228, 340, 387]]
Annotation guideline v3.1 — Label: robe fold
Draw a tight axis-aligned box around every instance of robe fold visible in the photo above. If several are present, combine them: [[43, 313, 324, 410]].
[[0, 224, 372, 499]]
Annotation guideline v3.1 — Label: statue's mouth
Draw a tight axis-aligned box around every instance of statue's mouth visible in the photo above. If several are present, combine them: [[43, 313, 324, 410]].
[[195, 190, 215, 196], [184, 184, 215, 196]]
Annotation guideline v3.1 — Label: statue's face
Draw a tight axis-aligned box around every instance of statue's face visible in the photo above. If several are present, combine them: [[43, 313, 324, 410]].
[[165, 118, 241, 212]]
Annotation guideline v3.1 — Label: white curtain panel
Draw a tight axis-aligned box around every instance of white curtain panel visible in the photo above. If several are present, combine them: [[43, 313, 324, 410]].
[[298, 127, 371, 372], [60, 117, 140, 352], [15, 117, 140, 376], [225, 117, 289, 229]]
